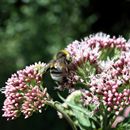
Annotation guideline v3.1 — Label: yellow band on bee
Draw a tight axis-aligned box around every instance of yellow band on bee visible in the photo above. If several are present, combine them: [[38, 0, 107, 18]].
[[59, 50, 69, 55]]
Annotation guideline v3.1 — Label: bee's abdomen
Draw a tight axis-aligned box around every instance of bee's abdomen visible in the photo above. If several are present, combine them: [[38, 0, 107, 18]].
[[50, 67, 65, 82]]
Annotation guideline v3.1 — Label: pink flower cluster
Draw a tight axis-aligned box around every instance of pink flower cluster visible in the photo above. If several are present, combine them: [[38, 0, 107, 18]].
[[82, 90, 99, 107], [66, 33, 128, 65], [66, 33, 130, 117], [1, 62, 49, 120]]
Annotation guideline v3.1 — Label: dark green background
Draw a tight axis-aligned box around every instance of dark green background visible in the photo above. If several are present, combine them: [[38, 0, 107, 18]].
[[0, 0, 130, 130]]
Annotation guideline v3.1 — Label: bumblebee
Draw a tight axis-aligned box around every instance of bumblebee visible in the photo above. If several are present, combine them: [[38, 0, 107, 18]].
[[46, 50, 71, 84]]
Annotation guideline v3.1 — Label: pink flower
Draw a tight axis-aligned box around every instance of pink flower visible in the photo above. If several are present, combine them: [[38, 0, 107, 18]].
[[112, 116, 125, 128], [66, 32, 127, 66], [1, 62, 50, 120], [65, 33, 130, 119], [64, 33, 128, 87]]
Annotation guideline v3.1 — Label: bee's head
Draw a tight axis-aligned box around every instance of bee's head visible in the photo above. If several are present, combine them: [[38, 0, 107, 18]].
[[56, 50, 71, 63]]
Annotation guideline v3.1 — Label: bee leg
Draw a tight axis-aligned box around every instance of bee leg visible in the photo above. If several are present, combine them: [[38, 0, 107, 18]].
[[54, 82, 63, 90]]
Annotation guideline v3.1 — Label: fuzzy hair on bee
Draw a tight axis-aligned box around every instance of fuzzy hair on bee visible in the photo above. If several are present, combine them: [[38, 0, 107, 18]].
[[45, 50, 72, 84]]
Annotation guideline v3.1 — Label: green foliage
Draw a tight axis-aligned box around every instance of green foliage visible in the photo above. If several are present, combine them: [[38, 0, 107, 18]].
[[99, 47, 121, 61], [0, 0, 95, 88], [77, 61, 96, 84], [62, 91, 99, 130]]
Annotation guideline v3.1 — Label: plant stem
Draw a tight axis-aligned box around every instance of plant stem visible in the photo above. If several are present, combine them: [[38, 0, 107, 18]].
[[102, 109, 109, 130], [45, 100, 77, 130]]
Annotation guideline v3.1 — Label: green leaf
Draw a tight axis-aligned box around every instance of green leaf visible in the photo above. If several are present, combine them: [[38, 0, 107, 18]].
[[99, 47, 121, 61], [62, 91, 99, 129], [77, 61, 96, 84]]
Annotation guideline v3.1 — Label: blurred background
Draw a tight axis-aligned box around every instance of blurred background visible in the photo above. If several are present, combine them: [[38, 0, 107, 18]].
[[0, 0, 130, 130]]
